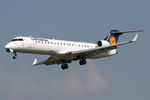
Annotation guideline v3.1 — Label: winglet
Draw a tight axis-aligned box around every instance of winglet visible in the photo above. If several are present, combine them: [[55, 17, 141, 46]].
[[132, 34, 138, 42], [32, 59, 37, 66]]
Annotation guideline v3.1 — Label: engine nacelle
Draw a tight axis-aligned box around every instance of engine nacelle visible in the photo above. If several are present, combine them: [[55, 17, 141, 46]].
[[97, 40, 110, 47]]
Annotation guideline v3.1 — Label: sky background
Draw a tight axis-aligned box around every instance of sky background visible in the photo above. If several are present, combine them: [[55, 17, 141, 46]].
[[0, 0, 150, 100]]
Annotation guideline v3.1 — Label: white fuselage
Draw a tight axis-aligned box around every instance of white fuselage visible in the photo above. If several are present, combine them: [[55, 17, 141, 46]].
[[5, 36, 118, 59]]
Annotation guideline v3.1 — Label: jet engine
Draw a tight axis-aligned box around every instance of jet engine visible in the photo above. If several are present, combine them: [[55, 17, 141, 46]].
[[97, 40, 109, 47]]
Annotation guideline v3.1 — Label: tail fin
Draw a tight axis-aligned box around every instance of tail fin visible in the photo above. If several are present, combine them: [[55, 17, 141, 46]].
[[104, 29, 143, 45], [105, 30, 120, 45]]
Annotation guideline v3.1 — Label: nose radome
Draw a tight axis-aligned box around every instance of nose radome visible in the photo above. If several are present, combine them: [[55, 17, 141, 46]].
[[5, 44, 9, 49], [5, 43, 12, 49]]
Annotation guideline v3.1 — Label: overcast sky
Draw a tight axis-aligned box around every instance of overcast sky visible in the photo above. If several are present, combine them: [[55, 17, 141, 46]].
[[0, 0, 150, 100]]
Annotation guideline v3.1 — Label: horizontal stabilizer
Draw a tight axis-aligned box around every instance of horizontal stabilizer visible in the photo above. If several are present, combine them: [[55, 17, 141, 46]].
[[112, 30, 143, 34]]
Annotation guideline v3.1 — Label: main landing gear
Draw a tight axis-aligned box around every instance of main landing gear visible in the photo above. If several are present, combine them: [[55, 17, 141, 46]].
[[61, 63, 68, 70], [79, 59, 86, 65], [6, 49, 17, 59], [61, 59, 87, 70]]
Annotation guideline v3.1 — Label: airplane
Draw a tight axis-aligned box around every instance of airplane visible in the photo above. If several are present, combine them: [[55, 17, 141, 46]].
[[5, 30, 143, 70]]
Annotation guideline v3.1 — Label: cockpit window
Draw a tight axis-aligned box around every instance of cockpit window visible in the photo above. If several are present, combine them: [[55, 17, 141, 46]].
[[11, 39, 17, 41], [11, 39, 24, 41], [18, 39, 23, 41]]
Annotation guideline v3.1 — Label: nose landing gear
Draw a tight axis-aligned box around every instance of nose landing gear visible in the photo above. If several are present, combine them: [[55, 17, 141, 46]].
[[6, 49, 17, 59], [12, 52, 17, 59]]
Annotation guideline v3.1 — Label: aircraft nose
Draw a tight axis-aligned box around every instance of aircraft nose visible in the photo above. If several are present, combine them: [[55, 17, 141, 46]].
[[5, 43, 10, 49], [5, 43, 11, 52], [5, 43, 13, 49], [5, 44, 9, 49]]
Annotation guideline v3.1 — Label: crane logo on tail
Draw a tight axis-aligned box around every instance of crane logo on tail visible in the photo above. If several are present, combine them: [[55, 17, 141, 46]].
[[109, 36, 116, 45]]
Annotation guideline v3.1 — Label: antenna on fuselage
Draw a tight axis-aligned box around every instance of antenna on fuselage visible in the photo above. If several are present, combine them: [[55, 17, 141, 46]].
[[29, 35, 32, 39], [53, 37, 55, 40], [51, 32, 56, 40]]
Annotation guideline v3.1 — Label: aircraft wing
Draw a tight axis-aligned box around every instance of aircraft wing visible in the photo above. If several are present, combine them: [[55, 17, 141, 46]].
[[32, 56, 64, 66], [70, 34, 138, 56]]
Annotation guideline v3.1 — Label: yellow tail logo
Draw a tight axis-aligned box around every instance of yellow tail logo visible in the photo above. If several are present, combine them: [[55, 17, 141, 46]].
[[109, 36, 116, 45]]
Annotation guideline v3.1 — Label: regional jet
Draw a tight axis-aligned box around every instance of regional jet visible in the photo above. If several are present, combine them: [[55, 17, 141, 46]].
[[5, 30, 142, 70]]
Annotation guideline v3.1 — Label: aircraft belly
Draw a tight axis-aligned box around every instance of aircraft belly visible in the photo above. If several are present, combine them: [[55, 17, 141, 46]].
[[88, 52, 109, 59]]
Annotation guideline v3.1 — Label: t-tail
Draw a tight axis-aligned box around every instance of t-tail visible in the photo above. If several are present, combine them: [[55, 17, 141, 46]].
[[104, 29, 143, 45]]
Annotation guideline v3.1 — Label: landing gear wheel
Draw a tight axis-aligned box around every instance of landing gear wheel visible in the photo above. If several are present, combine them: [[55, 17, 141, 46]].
[[79, 59, 86, 65], [12, 52, 17, 59], [13, 56, 16, 59], [61, 64, 68, 70]]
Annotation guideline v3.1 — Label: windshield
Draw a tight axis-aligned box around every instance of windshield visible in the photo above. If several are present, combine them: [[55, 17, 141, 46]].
[[11, 39, 24, 41]]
